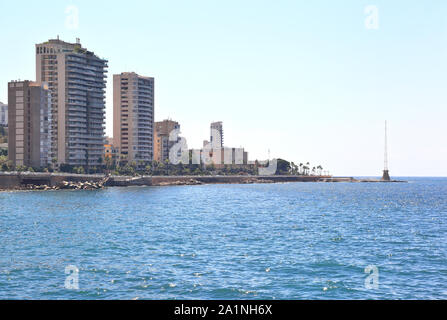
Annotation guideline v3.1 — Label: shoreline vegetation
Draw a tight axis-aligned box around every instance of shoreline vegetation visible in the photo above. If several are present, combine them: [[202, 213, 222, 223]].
[[0, 157, 325, 177]]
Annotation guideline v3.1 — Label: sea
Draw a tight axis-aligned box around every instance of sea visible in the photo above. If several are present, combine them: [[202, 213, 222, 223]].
[[0, 177, 446, 300]]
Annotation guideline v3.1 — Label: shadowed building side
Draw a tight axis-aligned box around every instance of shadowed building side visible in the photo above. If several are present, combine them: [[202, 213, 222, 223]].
[[0, 102, 7, 127], [8, 80, 51, 168]]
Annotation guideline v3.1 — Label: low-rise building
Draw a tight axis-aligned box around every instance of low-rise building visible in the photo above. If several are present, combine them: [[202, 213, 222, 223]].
[[189, 147, 249, 168], [198, 121, 248, 168], [154, 119, 181, 163], [104, 136, 118, 162]]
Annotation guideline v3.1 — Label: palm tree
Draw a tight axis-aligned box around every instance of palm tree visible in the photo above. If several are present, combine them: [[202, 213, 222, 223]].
[[291, 162, 299, 175], [164, 159, 170, 176], [302, 165, 308, 176], [317, 165, 323, 176], [157, 161, 165, 176], [51, 158, 58, 172]]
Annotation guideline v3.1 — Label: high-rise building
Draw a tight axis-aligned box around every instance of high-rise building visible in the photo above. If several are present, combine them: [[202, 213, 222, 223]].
[[113, 72, 155, 163], [0, 102, 7, 126], [154, 120, 180, 162], [210, 121, 223, 148], [36, 38, 108, 167], [8, 81, 51, 168]]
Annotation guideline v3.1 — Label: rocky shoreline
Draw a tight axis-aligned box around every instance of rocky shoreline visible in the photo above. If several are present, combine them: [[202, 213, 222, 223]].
[[1, 172, 404, 192], [156, 178, 203, 186], [154, 177, 276, 187], [0, 177, 275, 191], [1, 180, 107, 192]]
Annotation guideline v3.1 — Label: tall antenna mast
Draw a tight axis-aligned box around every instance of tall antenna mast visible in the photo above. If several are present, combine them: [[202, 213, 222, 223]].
[[384, 120, 388, 171], [382, 120, 391, 181]]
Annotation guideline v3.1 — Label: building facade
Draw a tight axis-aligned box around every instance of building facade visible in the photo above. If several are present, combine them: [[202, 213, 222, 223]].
[[210, 121, 224, 148], [104, 136, 118, 163], [154, 120, 180, 163], [0, 102, 7, 126], [36, 38, 108, 167], [8, 81, 51, 168], [199, 121, 249, 168], [113, 72, 154, 163]]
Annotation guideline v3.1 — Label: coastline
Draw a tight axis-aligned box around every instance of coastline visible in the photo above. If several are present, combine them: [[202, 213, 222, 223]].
[[0, 172, 361, 192], [0, 172, 406, 192]]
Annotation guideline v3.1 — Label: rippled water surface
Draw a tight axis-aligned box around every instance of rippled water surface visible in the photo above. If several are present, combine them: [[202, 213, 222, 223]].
[[1, 178, 446, 299]]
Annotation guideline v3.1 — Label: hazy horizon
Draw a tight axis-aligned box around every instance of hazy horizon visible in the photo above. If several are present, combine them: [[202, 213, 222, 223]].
[[1, 0, 446, 177]]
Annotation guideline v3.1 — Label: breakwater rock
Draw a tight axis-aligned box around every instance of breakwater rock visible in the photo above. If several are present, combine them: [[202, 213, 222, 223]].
[[0, 172, 108, 191], [11, 179, 107, 191], [58, 180, 106, 190], [157, 179, 203, 186]]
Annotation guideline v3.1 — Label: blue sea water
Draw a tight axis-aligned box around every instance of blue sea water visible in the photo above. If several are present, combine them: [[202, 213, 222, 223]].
[[0, 177, 446, 300]]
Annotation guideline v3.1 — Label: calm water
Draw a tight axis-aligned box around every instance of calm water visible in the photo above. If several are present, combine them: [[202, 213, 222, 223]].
[[0, 178, 446, 300]]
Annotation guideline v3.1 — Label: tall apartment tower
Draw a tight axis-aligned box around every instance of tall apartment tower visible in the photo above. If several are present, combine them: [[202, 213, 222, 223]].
[[0, 102, 7, 126], [8, 81, 51, 168], [113, 72, 155, 163], [36, 38, 108, 167], [210, 121, 224, 148], [154, 120, 180, 162]]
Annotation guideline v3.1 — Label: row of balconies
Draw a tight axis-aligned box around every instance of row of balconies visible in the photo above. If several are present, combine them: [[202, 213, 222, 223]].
[[68, 79, 106, 89]]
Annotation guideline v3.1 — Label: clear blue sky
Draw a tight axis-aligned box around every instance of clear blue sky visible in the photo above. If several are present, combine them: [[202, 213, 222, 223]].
[[1, 0, 446, 176]]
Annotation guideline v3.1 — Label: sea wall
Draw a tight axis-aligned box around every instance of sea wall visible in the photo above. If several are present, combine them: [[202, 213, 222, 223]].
[[0, 174, 21, 189], [0, 172, 355, 191], [104, 175, 352, 187], [0, 172, 105, 190]]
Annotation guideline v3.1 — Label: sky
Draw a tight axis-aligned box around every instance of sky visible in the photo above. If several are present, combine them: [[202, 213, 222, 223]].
[[0, 0, 446, 176]]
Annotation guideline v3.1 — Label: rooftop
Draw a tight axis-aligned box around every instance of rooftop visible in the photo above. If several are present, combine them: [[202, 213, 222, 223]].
[[37, 37, 108, 61], [117, 72, 154, 80]]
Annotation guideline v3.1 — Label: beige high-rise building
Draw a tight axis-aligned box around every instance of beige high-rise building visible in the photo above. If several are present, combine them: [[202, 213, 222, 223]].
[[154, 120, 180, 163], [36, 38, 108, 167], [8, 81, 51, 168], [113, 72, 154, 163]]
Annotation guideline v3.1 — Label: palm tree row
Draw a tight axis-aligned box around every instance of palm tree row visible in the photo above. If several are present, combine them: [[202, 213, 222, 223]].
[[289, 162, 328, 176]]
